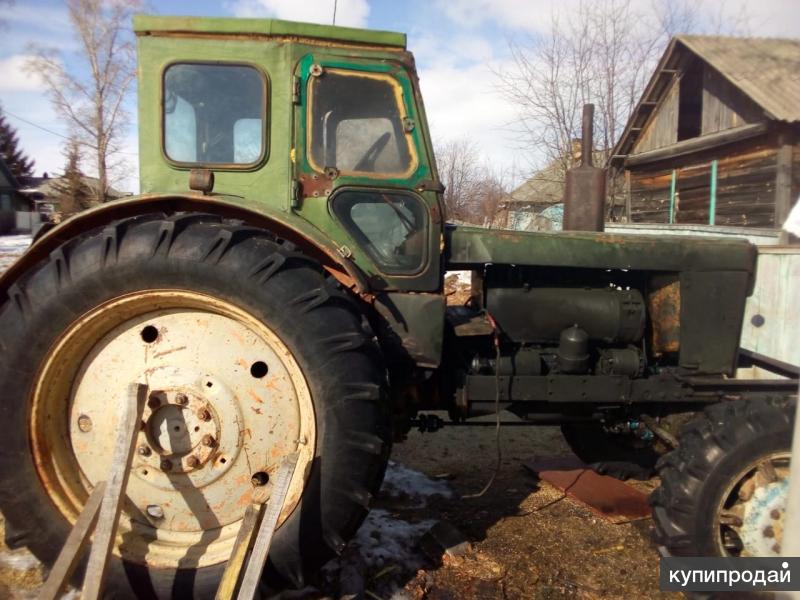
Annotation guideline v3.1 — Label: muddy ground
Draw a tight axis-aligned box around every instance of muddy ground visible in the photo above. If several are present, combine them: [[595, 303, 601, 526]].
[[0, 248, 675, 599], [0, 421, 675, 599]]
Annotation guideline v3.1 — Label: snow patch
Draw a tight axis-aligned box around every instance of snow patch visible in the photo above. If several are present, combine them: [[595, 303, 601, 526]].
[[0, 549, 40, 571], [0, 234, 32, 274], [351, 509, 435, 571], [380, 460, 454, 506]]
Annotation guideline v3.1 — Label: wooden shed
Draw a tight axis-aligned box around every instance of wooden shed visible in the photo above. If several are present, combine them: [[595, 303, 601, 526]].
[[609, 36, 800, 229]]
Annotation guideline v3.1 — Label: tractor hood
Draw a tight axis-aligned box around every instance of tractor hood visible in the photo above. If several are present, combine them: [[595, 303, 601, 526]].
[[444, 225, 757, 276]]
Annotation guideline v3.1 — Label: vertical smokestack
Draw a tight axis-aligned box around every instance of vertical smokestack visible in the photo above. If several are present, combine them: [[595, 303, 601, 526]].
[[563, 104, 605, 232]]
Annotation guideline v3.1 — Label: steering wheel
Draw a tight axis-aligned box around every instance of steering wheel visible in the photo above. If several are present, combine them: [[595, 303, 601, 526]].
[[354, 132, 391, 172]]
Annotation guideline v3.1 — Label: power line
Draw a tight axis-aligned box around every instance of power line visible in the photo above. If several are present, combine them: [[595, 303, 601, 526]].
[[332, 0, 337, 25], [3, 109, 139, 156]]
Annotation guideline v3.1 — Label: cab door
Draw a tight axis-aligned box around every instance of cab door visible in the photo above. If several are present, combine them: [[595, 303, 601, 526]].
[[292, 53, 443, 293]]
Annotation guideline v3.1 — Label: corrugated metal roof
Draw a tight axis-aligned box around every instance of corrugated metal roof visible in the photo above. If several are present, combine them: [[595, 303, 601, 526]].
[[678, 35, 800, 123]]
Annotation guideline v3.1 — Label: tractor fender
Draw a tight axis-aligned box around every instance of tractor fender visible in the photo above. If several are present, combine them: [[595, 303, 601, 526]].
[[0, 192, 370, 299]]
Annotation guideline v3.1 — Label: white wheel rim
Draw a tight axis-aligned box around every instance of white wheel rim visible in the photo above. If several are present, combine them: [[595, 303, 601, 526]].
[[31, 290, 316, 568]]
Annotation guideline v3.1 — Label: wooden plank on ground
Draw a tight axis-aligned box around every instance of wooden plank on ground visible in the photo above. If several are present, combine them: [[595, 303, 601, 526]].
[[81, 383, 147, 600], [39, 482, 107, 600], [236, 453, 299, 600]]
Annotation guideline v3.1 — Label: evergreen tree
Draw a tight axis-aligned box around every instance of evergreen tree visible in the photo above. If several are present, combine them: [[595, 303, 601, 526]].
[[52, 141, 91, 216], [0, 106, 35, 179]]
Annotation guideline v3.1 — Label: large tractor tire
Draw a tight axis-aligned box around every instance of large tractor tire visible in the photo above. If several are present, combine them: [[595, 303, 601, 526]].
[[651, 397, 794, 557], [0, 213, 391, 598]]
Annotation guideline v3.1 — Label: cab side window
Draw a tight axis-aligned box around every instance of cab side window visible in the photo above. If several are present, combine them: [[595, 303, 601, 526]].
[[331, 190, 427, 274], [163, 63, 265, 166]]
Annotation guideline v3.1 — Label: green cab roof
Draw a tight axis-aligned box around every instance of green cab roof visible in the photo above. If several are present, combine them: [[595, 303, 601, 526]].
[[132, 14, 407, 48]]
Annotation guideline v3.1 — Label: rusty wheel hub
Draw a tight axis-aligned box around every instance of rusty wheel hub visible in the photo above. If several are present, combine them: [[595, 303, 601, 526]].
[[30, 291, 316, 568], [716, 453, 790, 557]]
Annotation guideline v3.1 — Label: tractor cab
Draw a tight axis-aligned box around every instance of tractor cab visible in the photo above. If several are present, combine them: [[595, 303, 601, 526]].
[[134, 15, 443, 293]]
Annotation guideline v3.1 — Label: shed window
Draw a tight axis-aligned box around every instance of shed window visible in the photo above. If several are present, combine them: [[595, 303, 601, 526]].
[[678, 62, 703, 141], [163, 63, 266, 166]]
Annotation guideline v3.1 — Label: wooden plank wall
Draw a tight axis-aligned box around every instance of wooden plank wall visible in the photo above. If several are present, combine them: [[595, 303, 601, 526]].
[[628, 136, 782, 227], [634, 76, 679, 154], [701, 68, 762, 135]]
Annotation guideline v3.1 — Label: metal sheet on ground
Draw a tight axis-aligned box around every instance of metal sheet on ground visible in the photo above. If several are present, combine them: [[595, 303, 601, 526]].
[[524, 456, 651, 523]]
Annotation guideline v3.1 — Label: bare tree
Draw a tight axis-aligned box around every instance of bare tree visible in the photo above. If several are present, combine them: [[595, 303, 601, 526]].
[[28, 0, 140, 203], [436, 138, 483, 223], [435, 137, 512, 227], [498, 0, 702, 177]]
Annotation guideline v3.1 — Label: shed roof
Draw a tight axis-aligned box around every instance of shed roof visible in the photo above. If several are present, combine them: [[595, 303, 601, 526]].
[[679, 35, 800, 123], [610, 35, 800, 166]]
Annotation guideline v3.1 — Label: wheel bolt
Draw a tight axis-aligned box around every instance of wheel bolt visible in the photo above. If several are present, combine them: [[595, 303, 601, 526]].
[[146, 504, 164, 519], [186, 456, 200, 469], [763, 526, 775, 538], [202, 434, 216, 447], [770, 509, 781, 519], [77, 415, 93, 433], [148, 392, 162, 409], [137, 445, 152, 457], [160, 459, 172, 472], [198, 408, 211, 422], [175, 393, 189, 405]]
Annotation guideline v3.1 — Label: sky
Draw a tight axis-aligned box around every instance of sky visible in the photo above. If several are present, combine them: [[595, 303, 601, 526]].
[[1, 0, 799, 194]]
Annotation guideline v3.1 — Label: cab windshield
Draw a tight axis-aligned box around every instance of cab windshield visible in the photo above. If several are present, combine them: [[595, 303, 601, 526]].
[[308, 69, 417, 177]]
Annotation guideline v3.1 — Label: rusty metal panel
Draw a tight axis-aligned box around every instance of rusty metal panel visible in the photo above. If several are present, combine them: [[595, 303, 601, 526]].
[[524, 456, 651, 523], [648, 275, 681, 355]]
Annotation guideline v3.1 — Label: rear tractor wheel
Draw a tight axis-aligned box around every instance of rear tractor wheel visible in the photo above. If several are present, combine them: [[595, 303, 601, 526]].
[[652, 397, 794, 557], [0, 214, 391, 598]]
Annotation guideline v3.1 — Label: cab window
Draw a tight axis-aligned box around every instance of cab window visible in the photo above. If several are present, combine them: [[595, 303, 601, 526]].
[[163, 63, 265, 166], [331, 190, 427, 274], [308, 69, 416, 177]]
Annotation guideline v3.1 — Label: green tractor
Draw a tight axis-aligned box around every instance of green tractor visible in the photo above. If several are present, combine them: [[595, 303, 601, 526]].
[[0, 15, 794, 598]]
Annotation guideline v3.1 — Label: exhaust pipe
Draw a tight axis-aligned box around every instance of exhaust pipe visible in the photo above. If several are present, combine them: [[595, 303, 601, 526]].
[[563, 104, 606, 232]]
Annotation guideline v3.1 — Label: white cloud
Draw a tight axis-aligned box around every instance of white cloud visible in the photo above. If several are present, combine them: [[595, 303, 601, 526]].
[[0, 55, 47, 92], [230, 0, 369, 28], [433, 0, 800, 37]]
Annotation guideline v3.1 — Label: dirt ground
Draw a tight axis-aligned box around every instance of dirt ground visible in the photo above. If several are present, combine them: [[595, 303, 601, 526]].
[[378, 420, 677, 600], [0, 253, 675, 599], [0, 421, 675, 599]]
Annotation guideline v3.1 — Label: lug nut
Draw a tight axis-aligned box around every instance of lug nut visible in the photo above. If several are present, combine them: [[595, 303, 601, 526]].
[[175, 393, 189, 405], [146, 504, 164, 519], [148, 392, 162, 409], [763, 526, 775, 538], [137, 445, 152, 457], [770, 509, 781, 519], [202, 434, 216, 447], [186, 456, 200, 468], [160, 459, 172, 472], [197, 408, 211, 422], [77, 415, 93, 433]]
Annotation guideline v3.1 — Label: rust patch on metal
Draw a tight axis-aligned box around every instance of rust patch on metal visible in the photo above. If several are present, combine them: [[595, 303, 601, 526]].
[[648, 277, 680, 355], [297, 173, 331, 199], [524, 456, 651, 523]]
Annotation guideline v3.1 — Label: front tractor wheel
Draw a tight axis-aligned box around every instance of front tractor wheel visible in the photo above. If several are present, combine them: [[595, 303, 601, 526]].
[[0, 214, 390, 598], [651, 397, 794, 557]]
